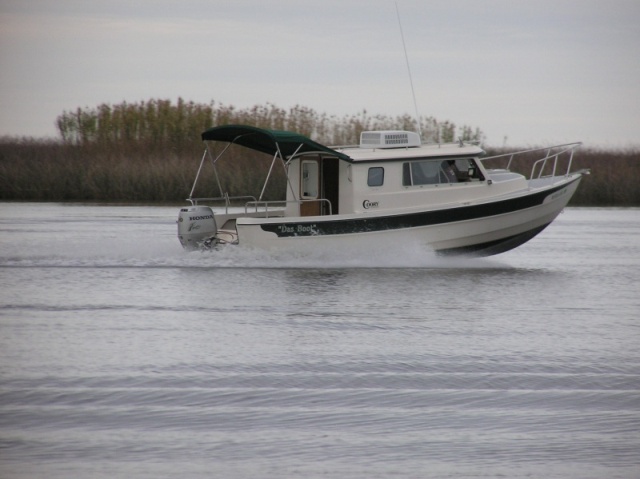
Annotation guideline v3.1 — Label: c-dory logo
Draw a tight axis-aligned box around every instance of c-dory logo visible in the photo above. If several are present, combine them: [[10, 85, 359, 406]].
[[363, 200, 379, 209]]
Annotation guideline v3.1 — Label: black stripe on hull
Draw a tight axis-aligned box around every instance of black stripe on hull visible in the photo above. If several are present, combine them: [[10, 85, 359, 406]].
[[260, 179, 578, 238], [436, 223, 551, 257]]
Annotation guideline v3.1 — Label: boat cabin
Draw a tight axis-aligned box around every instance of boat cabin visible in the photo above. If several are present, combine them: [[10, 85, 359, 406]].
[[188, 125, 535, 221], [281, 130, 488, 218]]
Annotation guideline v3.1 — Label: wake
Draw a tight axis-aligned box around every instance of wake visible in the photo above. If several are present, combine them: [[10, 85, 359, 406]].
[[1, 233, 505, 270]]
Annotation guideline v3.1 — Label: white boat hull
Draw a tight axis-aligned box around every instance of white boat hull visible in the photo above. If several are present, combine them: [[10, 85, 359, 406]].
[[234, 174, 582, 256]]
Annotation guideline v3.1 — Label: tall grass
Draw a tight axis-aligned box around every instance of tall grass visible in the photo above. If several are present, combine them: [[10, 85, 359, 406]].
[[54, 98, 479, 147], [0, 138, 286, 203], [1, 99, 638, 205]]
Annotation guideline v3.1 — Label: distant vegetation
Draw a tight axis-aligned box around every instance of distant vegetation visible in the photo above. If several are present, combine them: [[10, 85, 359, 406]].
[[0, 98, 638, 205], [53, 98, 479, 147]]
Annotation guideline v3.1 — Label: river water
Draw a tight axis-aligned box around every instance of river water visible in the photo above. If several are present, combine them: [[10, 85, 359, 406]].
[[0, 203, 639, 479]]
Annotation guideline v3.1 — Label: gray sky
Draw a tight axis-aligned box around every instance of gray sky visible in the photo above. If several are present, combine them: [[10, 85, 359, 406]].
[[1, 0, 639, 147]]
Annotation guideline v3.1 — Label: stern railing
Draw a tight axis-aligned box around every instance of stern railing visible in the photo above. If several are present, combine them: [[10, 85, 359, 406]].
[[188, 194, 257, 214], [245, 198, 332, 218]]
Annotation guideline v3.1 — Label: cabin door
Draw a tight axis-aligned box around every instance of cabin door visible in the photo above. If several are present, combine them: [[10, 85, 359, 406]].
[[322, 157, 339, 215], [300, 158, 321, 216]]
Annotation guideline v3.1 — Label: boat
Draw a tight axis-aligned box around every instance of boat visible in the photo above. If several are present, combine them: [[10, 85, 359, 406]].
[[177, 124, 588, 256]]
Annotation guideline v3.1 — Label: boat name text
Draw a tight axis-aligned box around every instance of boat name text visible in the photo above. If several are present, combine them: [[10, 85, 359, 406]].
[[277, 224, 318, 234], [363, 200, 379, 209]]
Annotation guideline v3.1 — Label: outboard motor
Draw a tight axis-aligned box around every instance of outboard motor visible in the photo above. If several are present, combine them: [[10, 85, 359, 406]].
[[177, 205, 217, 250]]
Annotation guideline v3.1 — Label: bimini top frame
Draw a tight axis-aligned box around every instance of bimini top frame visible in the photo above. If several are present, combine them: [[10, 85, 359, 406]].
[[188, 125, 351, 208], [200, 124, 352, 161]]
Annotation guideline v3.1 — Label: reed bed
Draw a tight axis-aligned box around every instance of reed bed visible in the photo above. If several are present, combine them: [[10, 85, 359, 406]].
[[1, 99, 638, 205], [0, 138, 285, 203]]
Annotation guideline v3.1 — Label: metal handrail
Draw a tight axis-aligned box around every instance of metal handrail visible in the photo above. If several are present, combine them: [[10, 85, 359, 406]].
[[481, 142, 582, 182], [244, 200, 287, 218], [245, 198, 332, 218], [188, 195, 257, 214], [302, 198, 333, 216]]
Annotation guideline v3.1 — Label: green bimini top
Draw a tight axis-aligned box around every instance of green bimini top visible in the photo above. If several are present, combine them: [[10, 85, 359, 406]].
[[201, 124, 351, 161]]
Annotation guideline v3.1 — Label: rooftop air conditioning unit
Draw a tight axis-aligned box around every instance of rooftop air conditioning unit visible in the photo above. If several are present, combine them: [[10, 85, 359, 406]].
[[359, 130, 421, 149]]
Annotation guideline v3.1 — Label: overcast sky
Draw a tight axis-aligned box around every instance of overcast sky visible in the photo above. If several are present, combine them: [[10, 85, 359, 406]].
[[1, 0, 639, 147]]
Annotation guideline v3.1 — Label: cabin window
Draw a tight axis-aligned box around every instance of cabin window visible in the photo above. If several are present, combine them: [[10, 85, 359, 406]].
[[403, 158, 481, 186], [301, 160, 319, 198], [402, 163, 412, 186], [403, 160, 442, 185], [367, 167, 384, 187]]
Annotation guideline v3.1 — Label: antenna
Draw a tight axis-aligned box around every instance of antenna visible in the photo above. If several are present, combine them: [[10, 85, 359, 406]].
[[395, 1, 422, 138]]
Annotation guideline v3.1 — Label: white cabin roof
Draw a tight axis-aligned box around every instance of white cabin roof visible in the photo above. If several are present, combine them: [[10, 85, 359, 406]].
[[336, 142, 484, 162]]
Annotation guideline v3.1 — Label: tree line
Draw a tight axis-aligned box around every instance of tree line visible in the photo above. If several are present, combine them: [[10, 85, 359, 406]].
[[0, 98, 638, 205], [54, 98, 482, 148]]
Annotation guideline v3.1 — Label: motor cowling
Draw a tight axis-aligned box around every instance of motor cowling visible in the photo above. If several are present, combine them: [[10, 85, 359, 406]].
[[177, 206, 217, 250]]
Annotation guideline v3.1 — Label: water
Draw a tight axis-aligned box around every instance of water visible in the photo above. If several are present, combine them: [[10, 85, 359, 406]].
[[1, 203, 639, 479]]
